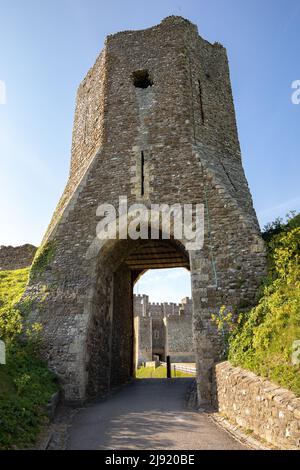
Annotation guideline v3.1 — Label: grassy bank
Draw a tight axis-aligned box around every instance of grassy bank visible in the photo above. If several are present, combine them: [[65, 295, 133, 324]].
[[136, 365, 194, 378], [0, 268, 57, 449]]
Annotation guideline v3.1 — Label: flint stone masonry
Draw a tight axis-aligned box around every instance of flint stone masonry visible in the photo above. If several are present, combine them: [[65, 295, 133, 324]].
[[0, 244, 37, 271], [166, 314, 195, 363], [24, 16, 266, 402], [134, 294, 194, 365], [214, 362, 300, 449]]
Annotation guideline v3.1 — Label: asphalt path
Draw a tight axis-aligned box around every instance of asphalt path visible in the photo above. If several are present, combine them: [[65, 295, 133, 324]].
[[67, 378, 246, 450]]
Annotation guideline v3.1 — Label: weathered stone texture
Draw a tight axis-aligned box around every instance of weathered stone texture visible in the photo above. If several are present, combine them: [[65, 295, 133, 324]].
[[0, 244, 37, 271], [165, 314, 194, 363], [110, 264, 133, 388], [214, 362, 300, 449], [24, 16, 266, 402], [134, 314, 152, 365]]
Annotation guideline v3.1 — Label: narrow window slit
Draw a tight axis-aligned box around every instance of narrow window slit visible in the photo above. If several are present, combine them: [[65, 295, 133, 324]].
[[198, 80, 205, 124], [141, 151, 145, 196]]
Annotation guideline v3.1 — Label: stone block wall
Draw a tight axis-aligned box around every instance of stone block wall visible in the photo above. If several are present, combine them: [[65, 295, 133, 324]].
[[165, 314, 194, 362], [134, 315, 152, 366], [110, 264, 133, 388], [133, 294, 149, 318], [151, 317, 166, 359], [0, 244, 37, 271], [214, 361, 300, 449]]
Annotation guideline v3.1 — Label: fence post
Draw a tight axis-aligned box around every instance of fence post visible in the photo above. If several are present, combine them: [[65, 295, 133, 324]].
[[167, 355, 171, 379]]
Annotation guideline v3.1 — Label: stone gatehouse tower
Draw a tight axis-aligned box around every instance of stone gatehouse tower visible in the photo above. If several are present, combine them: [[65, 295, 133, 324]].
[[26, 16, 266, 403]]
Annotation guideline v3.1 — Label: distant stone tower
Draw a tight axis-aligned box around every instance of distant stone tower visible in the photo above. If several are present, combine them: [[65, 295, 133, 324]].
[[133, 294, 194, 366], [26, 17, 266, 403]]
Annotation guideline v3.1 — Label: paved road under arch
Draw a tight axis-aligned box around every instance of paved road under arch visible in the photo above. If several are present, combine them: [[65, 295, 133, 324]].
[[66, 378, 247, 450]]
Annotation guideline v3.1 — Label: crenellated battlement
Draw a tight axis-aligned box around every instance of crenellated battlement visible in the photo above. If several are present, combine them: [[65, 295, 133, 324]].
[[134, 294, 192, 318]]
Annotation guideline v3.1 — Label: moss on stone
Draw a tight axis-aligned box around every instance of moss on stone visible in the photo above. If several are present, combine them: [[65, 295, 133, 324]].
[[30, 241, 56, 279]]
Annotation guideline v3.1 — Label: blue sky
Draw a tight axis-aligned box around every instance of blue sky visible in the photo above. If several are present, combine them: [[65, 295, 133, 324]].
[[134, 268, 191, 304], [0, 1, 299, 301]]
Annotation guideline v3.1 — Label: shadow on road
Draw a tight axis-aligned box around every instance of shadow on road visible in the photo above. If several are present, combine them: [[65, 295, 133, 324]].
[[66, 378, 245, 450]]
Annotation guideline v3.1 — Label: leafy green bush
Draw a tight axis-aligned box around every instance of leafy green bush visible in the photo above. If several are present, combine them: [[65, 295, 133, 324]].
[[263, 211, 300, 278], [262, 210, 300, 243], [228, 218, 300, 396], [0, 342, 57, 449], [0, 268, 57, 449]]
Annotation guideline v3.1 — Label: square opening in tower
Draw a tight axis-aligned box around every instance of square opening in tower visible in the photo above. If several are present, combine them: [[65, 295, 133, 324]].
[[132, 70, 153, 89]]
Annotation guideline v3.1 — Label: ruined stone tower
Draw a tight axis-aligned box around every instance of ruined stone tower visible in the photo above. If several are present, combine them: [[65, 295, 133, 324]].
[[26, 16, 266, 403]]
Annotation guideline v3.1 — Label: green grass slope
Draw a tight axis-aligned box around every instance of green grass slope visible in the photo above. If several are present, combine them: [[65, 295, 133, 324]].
[[0, 268, 57, 449], [136, 365, 194, 378], [0, 268, 29, 305]]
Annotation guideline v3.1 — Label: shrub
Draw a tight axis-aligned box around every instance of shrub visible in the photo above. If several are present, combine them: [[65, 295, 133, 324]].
[[228, 219, 300, 396], [0, 342, 57, 449], [0, 268, 57, 449]]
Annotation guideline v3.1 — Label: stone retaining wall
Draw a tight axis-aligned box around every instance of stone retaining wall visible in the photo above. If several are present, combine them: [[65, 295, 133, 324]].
[[214, 361, 300, 449], [0, 244, 37, 271]]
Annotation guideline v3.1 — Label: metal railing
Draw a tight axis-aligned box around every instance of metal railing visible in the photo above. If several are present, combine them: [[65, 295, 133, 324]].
[[160, 361, 196, 376]]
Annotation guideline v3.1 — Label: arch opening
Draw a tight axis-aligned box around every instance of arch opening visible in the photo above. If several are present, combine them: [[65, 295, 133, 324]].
[[133, 267, 194, 377], [85, 237, 194, 397]]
